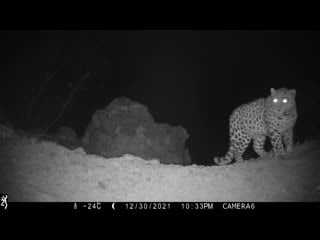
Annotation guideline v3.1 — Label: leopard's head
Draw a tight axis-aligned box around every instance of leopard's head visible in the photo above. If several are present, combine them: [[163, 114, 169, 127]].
[[268, 88, 297, 115]]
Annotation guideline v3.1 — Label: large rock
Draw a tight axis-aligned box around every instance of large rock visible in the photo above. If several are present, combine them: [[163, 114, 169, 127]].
[[82, 97, 191, 165]]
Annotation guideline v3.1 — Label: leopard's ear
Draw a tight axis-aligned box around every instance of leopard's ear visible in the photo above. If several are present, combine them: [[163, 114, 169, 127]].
[[291, 89, 296, 96], [270, 88, 276, 95]]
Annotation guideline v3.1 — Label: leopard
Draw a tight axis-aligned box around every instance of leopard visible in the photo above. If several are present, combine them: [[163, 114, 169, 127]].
[[214, 88, 298, 166]]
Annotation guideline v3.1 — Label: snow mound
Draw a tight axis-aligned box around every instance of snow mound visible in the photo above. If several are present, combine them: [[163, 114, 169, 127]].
[[0, 137, 319, 201]]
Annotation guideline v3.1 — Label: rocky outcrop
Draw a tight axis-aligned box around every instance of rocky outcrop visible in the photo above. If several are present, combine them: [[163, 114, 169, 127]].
[[82, 97, 191, 165], [0, 124, 16, 139], [53, 126, 81, 150]]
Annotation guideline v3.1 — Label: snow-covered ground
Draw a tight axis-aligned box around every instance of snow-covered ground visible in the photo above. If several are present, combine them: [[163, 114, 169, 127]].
[[0, 136, 319, 202]]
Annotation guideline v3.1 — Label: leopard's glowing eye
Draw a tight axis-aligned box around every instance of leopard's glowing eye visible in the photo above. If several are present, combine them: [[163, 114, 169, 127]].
[[282, 98, 288, 103], [273, 98, 278, 103]]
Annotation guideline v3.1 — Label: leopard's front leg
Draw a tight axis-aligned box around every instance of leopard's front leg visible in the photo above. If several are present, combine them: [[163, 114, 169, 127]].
[[282, 129, 294, 154], [269, 129, 285, 159]]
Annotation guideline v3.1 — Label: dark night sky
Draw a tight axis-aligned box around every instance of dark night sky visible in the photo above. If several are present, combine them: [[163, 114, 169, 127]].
[[1, 30, 320, 165]]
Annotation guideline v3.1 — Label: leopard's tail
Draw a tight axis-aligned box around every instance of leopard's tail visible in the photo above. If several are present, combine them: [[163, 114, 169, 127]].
[[213, 146, 234, 165]]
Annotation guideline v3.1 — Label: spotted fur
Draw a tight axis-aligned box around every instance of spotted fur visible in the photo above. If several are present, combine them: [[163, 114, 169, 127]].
[[214, 88, 298, 165]]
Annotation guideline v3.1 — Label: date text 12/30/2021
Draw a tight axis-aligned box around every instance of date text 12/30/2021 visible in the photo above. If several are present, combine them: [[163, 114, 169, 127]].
[[72, 202, 256, 211]]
